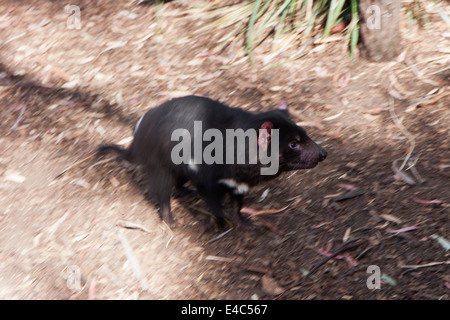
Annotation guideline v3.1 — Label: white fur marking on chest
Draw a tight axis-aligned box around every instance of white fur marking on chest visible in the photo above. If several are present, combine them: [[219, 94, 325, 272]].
[[218, 178, 249, 195]]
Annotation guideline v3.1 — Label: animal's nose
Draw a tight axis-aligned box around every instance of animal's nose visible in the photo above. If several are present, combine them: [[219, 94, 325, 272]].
[[319, 147, 327, 161]]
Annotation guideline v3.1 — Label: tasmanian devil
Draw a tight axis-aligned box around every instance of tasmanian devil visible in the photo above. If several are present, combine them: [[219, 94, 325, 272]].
[[98, 95, 326, 228]]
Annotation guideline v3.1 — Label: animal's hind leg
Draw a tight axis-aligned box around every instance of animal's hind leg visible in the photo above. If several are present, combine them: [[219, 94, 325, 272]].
[[147, 168, 175, 225], [158, 192, 173, 225], [229, 193, 252, 229], [196, 185, 227, 228], [173, 176, 197, 199]]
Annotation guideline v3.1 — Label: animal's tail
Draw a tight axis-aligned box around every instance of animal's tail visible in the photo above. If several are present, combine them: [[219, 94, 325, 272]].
[[97, 144, 130, 159]]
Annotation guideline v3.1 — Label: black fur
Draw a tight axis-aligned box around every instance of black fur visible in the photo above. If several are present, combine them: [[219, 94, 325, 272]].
[[98, 95, 326, 228], [96, 144, 129, 158]]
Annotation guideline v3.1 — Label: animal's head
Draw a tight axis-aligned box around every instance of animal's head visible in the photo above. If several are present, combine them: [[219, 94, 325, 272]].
[[256, 101, 327, 173]]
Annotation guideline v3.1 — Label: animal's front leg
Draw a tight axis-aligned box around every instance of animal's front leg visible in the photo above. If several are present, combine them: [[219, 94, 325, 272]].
[[229, 193, 252, 229], [196, 184, 228, 228]]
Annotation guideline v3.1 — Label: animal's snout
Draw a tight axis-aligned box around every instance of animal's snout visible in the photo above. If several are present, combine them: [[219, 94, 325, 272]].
[[318, 147, 327, 161]]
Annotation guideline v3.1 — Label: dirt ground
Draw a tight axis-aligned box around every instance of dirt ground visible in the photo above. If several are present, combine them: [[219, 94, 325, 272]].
[[0, 0, 448, 300]]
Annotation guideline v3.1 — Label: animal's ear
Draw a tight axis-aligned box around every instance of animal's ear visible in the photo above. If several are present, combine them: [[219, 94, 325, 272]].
[[258, 121, 273, 151], [277, 100, 289, 116]]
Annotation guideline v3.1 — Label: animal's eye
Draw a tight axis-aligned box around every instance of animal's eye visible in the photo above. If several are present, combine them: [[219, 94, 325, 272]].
[[289, 141, 298, 149]]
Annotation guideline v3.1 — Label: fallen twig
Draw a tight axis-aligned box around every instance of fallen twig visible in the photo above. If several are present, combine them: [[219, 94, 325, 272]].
[[388, 97, 415, 171], [408, 161, 425, 183], [413, 198, 442, 205], [389, 73, 414, 97], [255, 216, 284, 235], [11, 104, 26, 130], [337, 183, 359, 191], [430, 234, 450, 251], [209, 228, 234, 243], [117, 220, 152, 234], [386, 226, 419, 234], [240, 206, 289, 217], [330, 189, 365, 201], [314, 245, 359, 269], [241, 201, 307, 218], [47, 210, 70, 237], [205, 255, 235, 263], [400, 260, 450, 270], [392, 159, 416, 185], [308, 239, 360, 277], [88, 278, 96, 300], [379, 213, 402, 224], [96, 39, 128, 60], [428, 65, 450, 76], [55, 152, 97, 178], [205, 255, 273, 275], [117, 229, 148, 290], [406, 90, 450, 112], [355, 247, 372, 260], [288, 240, 361, 292]]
